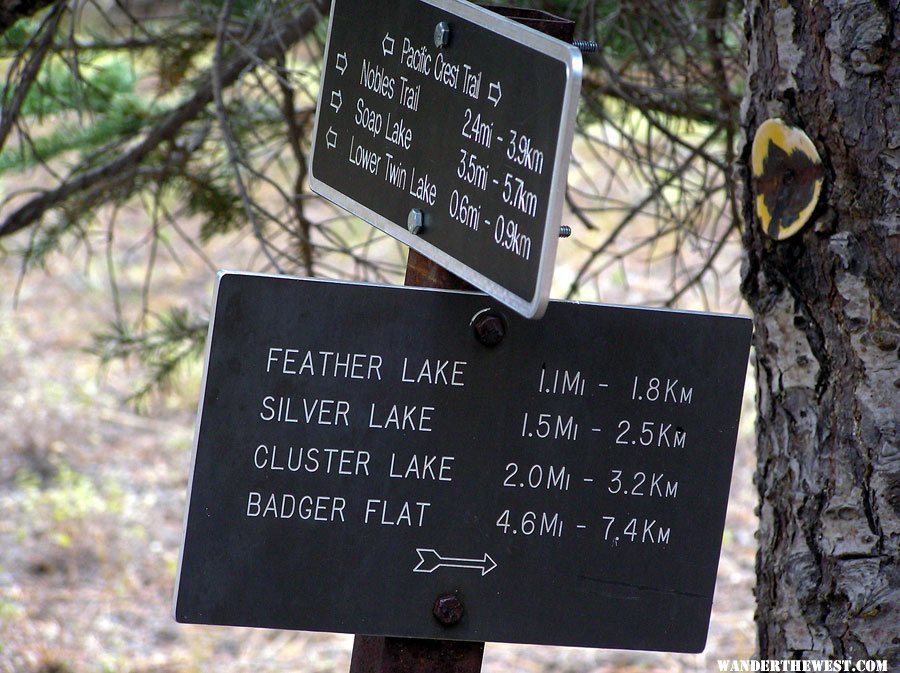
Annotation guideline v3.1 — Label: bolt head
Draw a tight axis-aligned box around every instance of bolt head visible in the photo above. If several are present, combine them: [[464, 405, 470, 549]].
[[407, 208, 424, 235], [433, 593, 464, 626], [434, 21, 450, 48], [472, 310, 506, 347]]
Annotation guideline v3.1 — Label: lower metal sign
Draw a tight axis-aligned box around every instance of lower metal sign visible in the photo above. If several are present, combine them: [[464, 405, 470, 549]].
[[174, 273, 752, 652]]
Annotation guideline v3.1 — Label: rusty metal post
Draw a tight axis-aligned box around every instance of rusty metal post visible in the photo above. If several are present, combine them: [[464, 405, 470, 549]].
[[350, 637, 485, 673], [404, 249, 473, 290], [348, 7, 575, 673], [476, 6, 576, 42]]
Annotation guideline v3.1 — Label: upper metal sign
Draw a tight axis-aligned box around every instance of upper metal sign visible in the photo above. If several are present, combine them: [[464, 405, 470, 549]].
[[309, 0, 582, 318], [175, 273, 753, 653]]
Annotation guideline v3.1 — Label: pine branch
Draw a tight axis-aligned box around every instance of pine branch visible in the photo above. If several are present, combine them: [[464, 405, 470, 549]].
[[90, 308, 209, 411], [0, 2, 63, 152], [0, 1, 328, 241], [0, 0, 58, 36]]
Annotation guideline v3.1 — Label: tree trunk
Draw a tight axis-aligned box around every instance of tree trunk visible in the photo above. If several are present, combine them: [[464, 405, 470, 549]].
[[740, 0, 899, 664]]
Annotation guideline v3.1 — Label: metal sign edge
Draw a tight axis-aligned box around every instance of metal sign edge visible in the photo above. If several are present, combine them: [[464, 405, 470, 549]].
[[308, 0, 583, 319], [172, 270, 228, 621], [192, 269, 756, 322]]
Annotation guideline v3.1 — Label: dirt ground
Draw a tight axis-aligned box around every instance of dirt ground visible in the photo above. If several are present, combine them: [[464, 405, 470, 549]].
[[0, 206, 758, 672]]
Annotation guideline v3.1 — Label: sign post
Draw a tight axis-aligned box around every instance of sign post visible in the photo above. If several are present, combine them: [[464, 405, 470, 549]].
[[351, 10, 578, 669], [349, 210, 484, 673]]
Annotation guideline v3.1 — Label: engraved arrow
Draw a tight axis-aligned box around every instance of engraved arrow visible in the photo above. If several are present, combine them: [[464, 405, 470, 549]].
[[413, 548, 497, 576], [488, 81, 502, 107], [336, 52, 348, 75], [326, 127, 337, 149], [382, 33, 395, 57], [330, 90, 343, 113]]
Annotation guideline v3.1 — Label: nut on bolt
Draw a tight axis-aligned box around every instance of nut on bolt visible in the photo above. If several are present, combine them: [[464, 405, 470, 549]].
[[434, 21, 451, 48], [433, 593, 464, 626], [407, 208, 425, 235]]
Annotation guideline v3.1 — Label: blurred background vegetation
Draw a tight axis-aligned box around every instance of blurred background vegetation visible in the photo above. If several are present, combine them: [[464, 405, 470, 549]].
[[1, 0, 744, 405]]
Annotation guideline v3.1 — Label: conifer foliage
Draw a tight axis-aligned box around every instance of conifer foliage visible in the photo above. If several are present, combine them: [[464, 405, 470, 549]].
[[1, 0, 742, 400]]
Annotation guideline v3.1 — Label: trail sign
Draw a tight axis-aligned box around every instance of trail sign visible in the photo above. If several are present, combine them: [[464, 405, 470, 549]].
[[308, 0, 582, 318], [174, 273, 752, 653]]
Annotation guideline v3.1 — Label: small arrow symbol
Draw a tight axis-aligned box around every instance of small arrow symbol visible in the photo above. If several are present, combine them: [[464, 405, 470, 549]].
[[336, 52, 348, 75], [326, 127, 337, 149], [382, 33, 395, 56], [488, 81, 502, 107], [330, 90, 343, 113], [414, 548, 497, 576]]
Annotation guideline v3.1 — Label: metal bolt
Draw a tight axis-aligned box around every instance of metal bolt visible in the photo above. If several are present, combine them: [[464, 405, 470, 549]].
[[472, 310, 506, 347], [408, 208, 425, 235], [433, 593, 464, 626], [559, 225, 572, 238], [434, 21, 451, 48], [573, 40, 598, 53]]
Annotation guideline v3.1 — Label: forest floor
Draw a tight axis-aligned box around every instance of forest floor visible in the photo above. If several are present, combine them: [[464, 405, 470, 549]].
[[0, 205, 757, 673]]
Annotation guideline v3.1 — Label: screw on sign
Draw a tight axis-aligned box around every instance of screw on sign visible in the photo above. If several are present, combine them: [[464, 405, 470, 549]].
[[434, 21, 451, 48], [471, 309, 506, 347], [349, 5, 576, 673], [408, 208, 425, 235], [433, 593, 465, 626]]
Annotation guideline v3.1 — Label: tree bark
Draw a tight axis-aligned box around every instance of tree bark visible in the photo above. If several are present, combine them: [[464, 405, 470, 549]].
[[740, 0, 899, 664]]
